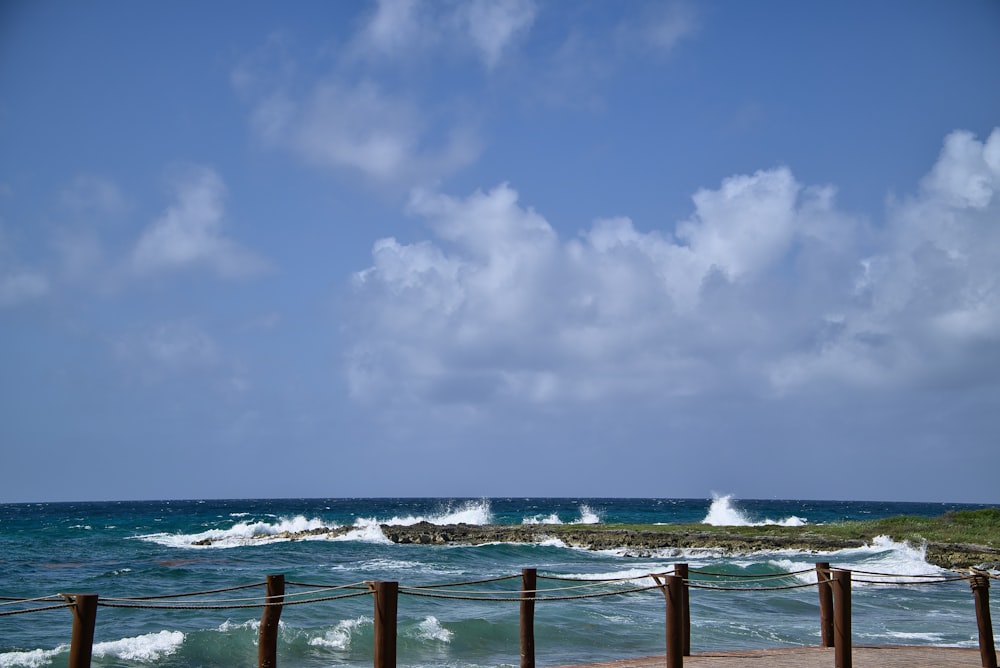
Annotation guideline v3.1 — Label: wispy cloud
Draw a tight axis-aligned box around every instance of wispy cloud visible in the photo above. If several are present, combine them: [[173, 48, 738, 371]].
[[0, 227, 49, 308], [129, 166, 269, 280], [352, 0, 537, 69], [59, 174, 127, 216], [250, 80, 480, 187]]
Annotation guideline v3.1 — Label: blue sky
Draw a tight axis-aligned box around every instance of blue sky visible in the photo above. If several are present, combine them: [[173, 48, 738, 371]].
[[1, 1, 998, 503]]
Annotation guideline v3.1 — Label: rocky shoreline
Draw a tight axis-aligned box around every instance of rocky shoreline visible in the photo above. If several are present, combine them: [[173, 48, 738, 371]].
[[192, 522, 1000, 570]]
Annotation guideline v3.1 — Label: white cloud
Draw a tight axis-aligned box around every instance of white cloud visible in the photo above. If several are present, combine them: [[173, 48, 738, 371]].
[[617, 1, 698, 55], [0, 227, 49, 308], [771, 128, 1000, 390], [59, 174, 126, 215], [0, 269, 49, 307], [455, 0, 537, 69], [356, 0, 434, 58], [353, 0, 536, 69], [250, 80, 480, 187], [347, 128, 1000, 408], [130, 167, 268, 279]]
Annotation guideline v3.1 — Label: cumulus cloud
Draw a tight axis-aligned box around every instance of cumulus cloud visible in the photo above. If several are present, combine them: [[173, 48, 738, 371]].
[[130, 167, 268, 279], [347, 128, 1000, 407], [771, 128, 1000, 390]]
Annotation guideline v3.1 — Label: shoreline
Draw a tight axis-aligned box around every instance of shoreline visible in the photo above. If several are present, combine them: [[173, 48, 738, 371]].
[[193, 522, 1000, 570]]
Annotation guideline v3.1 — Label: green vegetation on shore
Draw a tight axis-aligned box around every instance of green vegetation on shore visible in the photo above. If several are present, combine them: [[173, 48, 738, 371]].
[[547, 508, 1000, 548]]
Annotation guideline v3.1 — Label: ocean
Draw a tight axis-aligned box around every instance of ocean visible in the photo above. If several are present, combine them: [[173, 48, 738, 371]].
[[1, 497, 996, 667]]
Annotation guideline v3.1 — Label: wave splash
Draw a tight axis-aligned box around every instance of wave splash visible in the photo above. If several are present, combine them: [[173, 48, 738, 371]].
[[137, 500, 495, 548], [522, 504, 602, 525], [93, 631, 185, 661], [136, 516, 337, 549], [702, 495, 807, 527]]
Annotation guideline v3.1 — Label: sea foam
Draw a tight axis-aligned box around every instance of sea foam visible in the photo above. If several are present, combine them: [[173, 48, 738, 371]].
[[378, 499, 494, 526], [412, 616, 453, 643], [136, 515, 337, 548], [0, 647, 66, 668], [522, 504, 602, 525], [309, 616, 371, 649], [92, 630, 184, 661], [702, 495, 806, 527]]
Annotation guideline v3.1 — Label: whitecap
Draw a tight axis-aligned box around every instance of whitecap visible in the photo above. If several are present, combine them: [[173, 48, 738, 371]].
[[367, 499, 494, 527], [134, 515, 338, 549], [309, 616, 371, 650], [413, 616, 453, 643], [0, 646, 66, 668], [92, 630, 184, 661]]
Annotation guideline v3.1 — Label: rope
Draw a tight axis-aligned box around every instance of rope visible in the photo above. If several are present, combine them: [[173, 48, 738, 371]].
[[687, 574, 814, 586], [689, 567, 815, 578], [397, 574, 522, 589], [97, 590, 370, 611], [537, 572, 672, 583], [100, 581, 267, 602], [0, 595, 64, 606], [398, 579, 651, 598], [688, 580, 821, 592], [286, 580, 372, 590], [278, 583, 370, 599], [0, 603, 73, 617], [846, 568, 960, 578], [852, 576, 971, 586], [399, 583, 663, 602]]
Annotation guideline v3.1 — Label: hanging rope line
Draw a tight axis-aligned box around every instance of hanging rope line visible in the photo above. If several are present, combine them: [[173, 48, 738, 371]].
[[399, 582, 664, 602], [0, 602, 73, 617], [1, 564, 990, 614], [100, 581, 267, 602], [688, 567, 816, 578]]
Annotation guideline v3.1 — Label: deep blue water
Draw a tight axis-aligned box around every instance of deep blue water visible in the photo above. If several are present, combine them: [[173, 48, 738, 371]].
[[1, 497, 996, 667]]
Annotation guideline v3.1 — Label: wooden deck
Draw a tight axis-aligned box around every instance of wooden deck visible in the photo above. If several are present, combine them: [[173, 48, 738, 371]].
[[553, 645, 989, 667]]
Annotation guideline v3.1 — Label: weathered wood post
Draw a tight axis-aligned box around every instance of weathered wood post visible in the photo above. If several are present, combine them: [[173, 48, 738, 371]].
[[652, 574, 683, 668], [65, 593, 98, 668], [816, 562, 834, 647], [521, 568, 536, 668], [258, 574, 285, 668], [970, 573, 998, 668], [832, 569, 852, 668], [674, 563, 690, 656], [373, 581, 398, 668]]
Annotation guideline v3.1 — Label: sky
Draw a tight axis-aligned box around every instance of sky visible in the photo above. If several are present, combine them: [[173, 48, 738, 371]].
[[1, 1, 999, 504]]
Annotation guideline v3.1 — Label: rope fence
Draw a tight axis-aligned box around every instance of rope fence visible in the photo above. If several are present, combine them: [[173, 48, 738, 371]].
[[2, 563, 996, 668]]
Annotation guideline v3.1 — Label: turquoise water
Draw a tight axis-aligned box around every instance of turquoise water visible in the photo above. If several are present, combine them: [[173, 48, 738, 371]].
[[1, 497, 996, 667]]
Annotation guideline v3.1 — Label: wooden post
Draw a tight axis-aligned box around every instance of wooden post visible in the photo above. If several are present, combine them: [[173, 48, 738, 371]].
[[66, 593, 98, 668], [521, 568, 536, 668], [373, 581, 398, 668], [816, 562, 834, 648], [674, 563, 690, 656], [970, 573, 998, 668], [833, 569, 852, 668], [258, 574, 285, 668], [652, 574, 683, 668]]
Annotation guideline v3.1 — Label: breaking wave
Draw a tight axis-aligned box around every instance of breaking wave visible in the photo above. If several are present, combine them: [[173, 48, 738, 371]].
[[702, 495, 807, 527]]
